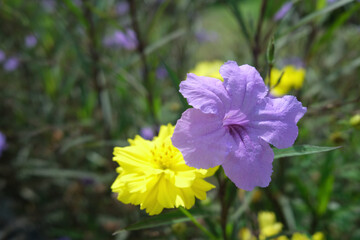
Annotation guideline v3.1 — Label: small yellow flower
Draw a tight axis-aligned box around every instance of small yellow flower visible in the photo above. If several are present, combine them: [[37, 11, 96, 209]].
[[350, 114, 360, 129], [190, 60, 224, 81], [270, 65, 305, 96], [291, 232, 310, 240], [111, 124, 217, 215], [312, 232, 325, 240], [258, 211, 277, 229], [258, 211, 286, 240], [238, 227, 256, 240]]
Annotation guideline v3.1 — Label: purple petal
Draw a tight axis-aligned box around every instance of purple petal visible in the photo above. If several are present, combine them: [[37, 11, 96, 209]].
[[180, 73, 230, 115], [25, 34, 37, 48], [0, 50, 5, 63], [222, 130, 274, 191], [247, 95, 307, 149], [172, 108, 234, 168], [273, 2, 293, 21], [140, 127, 155, 140], [4, 57, 19, 72], [220, 61, 267, 114]]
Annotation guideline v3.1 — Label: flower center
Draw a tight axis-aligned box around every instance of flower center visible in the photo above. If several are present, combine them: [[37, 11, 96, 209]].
[[150, 141, 176, 170]]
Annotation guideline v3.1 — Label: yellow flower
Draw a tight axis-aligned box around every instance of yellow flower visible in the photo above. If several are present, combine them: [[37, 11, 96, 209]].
[[258, 211, 277, 229], [312, 232, 325, 240], [190, 60, 224, 81], [291, 232, 310, 240], [238, 227, 256, 240], [258, 211, 286, 240], [270, 65, 306, 96], [290, 231, 325, 240], [111, 124, 217, 215], [350, 114, 360, 129]]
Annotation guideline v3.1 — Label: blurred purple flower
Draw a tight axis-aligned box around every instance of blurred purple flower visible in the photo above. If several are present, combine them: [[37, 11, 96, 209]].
[[25, 34, 37, 48], [172, 61, 306, 190], [195, 30, 218, 43], [42, 0, 56, 12], [116, 1, 129, 16], [327, 0, 337, 3], [4, 57, 20, 72], [274, 2, 293, 21], [103, 29, 138, 50], [156, 66, 168, 80], [0, 50, 5, 63], [81, 177, 95, 186], [140, 127, 154, 140], [0, 132, 6, 157], [73, 0, 82, 6]]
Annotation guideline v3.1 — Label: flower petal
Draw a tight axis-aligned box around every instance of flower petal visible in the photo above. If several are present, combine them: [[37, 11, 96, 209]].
[[247, 95, 307, 149], [172, 108, 234, 168], [222, 128, 274, 191], [220, 61, 267, 113], [180, 73, 230, 115]]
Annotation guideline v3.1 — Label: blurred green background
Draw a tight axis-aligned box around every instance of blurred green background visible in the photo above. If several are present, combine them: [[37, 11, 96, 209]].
[[0, 0, 359, 239]]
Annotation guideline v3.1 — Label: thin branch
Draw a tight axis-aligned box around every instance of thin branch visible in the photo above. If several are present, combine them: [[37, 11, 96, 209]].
[[127, 0, 157, 125], [252, 0, 268, 69]]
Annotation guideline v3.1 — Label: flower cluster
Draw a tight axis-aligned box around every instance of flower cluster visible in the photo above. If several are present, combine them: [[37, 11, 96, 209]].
[[239, 211, 325, 240], [111, 124, 217, 215], [172, 61, 306, 190]]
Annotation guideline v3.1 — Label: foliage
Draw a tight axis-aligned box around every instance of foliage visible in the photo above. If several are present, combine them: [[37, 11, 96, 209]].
[[0, 0, 359, 239]]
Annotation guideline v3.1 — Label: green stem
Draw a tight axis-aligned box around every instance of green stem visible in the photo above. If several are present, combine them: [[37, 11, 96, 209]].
[[219, 178, 229, 240], [179, 207, 217, 239]]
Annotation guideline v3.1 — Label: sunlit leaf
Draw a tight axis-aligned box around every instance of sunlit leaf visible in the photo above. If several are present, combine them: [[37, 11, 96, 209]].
[[273, 145, 341, 159]]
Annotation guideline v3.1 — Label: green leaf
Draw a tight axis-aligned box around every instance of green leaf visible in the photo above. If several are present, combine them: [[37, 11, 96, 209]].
[[114, 209, 211, 234], [19, 168, 101, 181], [316, 156, 336, 216], [280, 0, 354, 37], [63, 0, 89, 29], [311, 3, 360, 54], [225, 0, 251, 46], [273, 145, 341, 159], [163, 63, 189, 109]]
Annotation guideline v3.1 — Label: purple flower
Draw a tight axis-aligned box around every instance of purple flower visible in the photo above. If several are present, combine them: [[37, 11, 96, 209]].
[[0, 50, 5, 63], [81, 177, 95, 185], [103, 29, 138, 50], [4, 57, 20, 72], [72, 0, 82, 6], [140, 127, 155, 140], [25, 34, 37, 48], [274, 2, 293, 21], [42, 0, 56, 12], [171, 61, 306, 190], [0, 132, 6, 157], [156, 66, 168, 80], [116, 1, 129, 16], [195, 30, 218, 43]]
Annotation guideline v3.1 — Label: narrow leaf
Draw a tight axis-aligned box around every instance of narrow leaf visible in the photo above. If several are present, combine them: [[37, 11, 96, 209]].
[[163, 62, 189, 109], [280, 0, 354, 37], [273, 145, 341, 159], [114, 209, 211, 234]]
